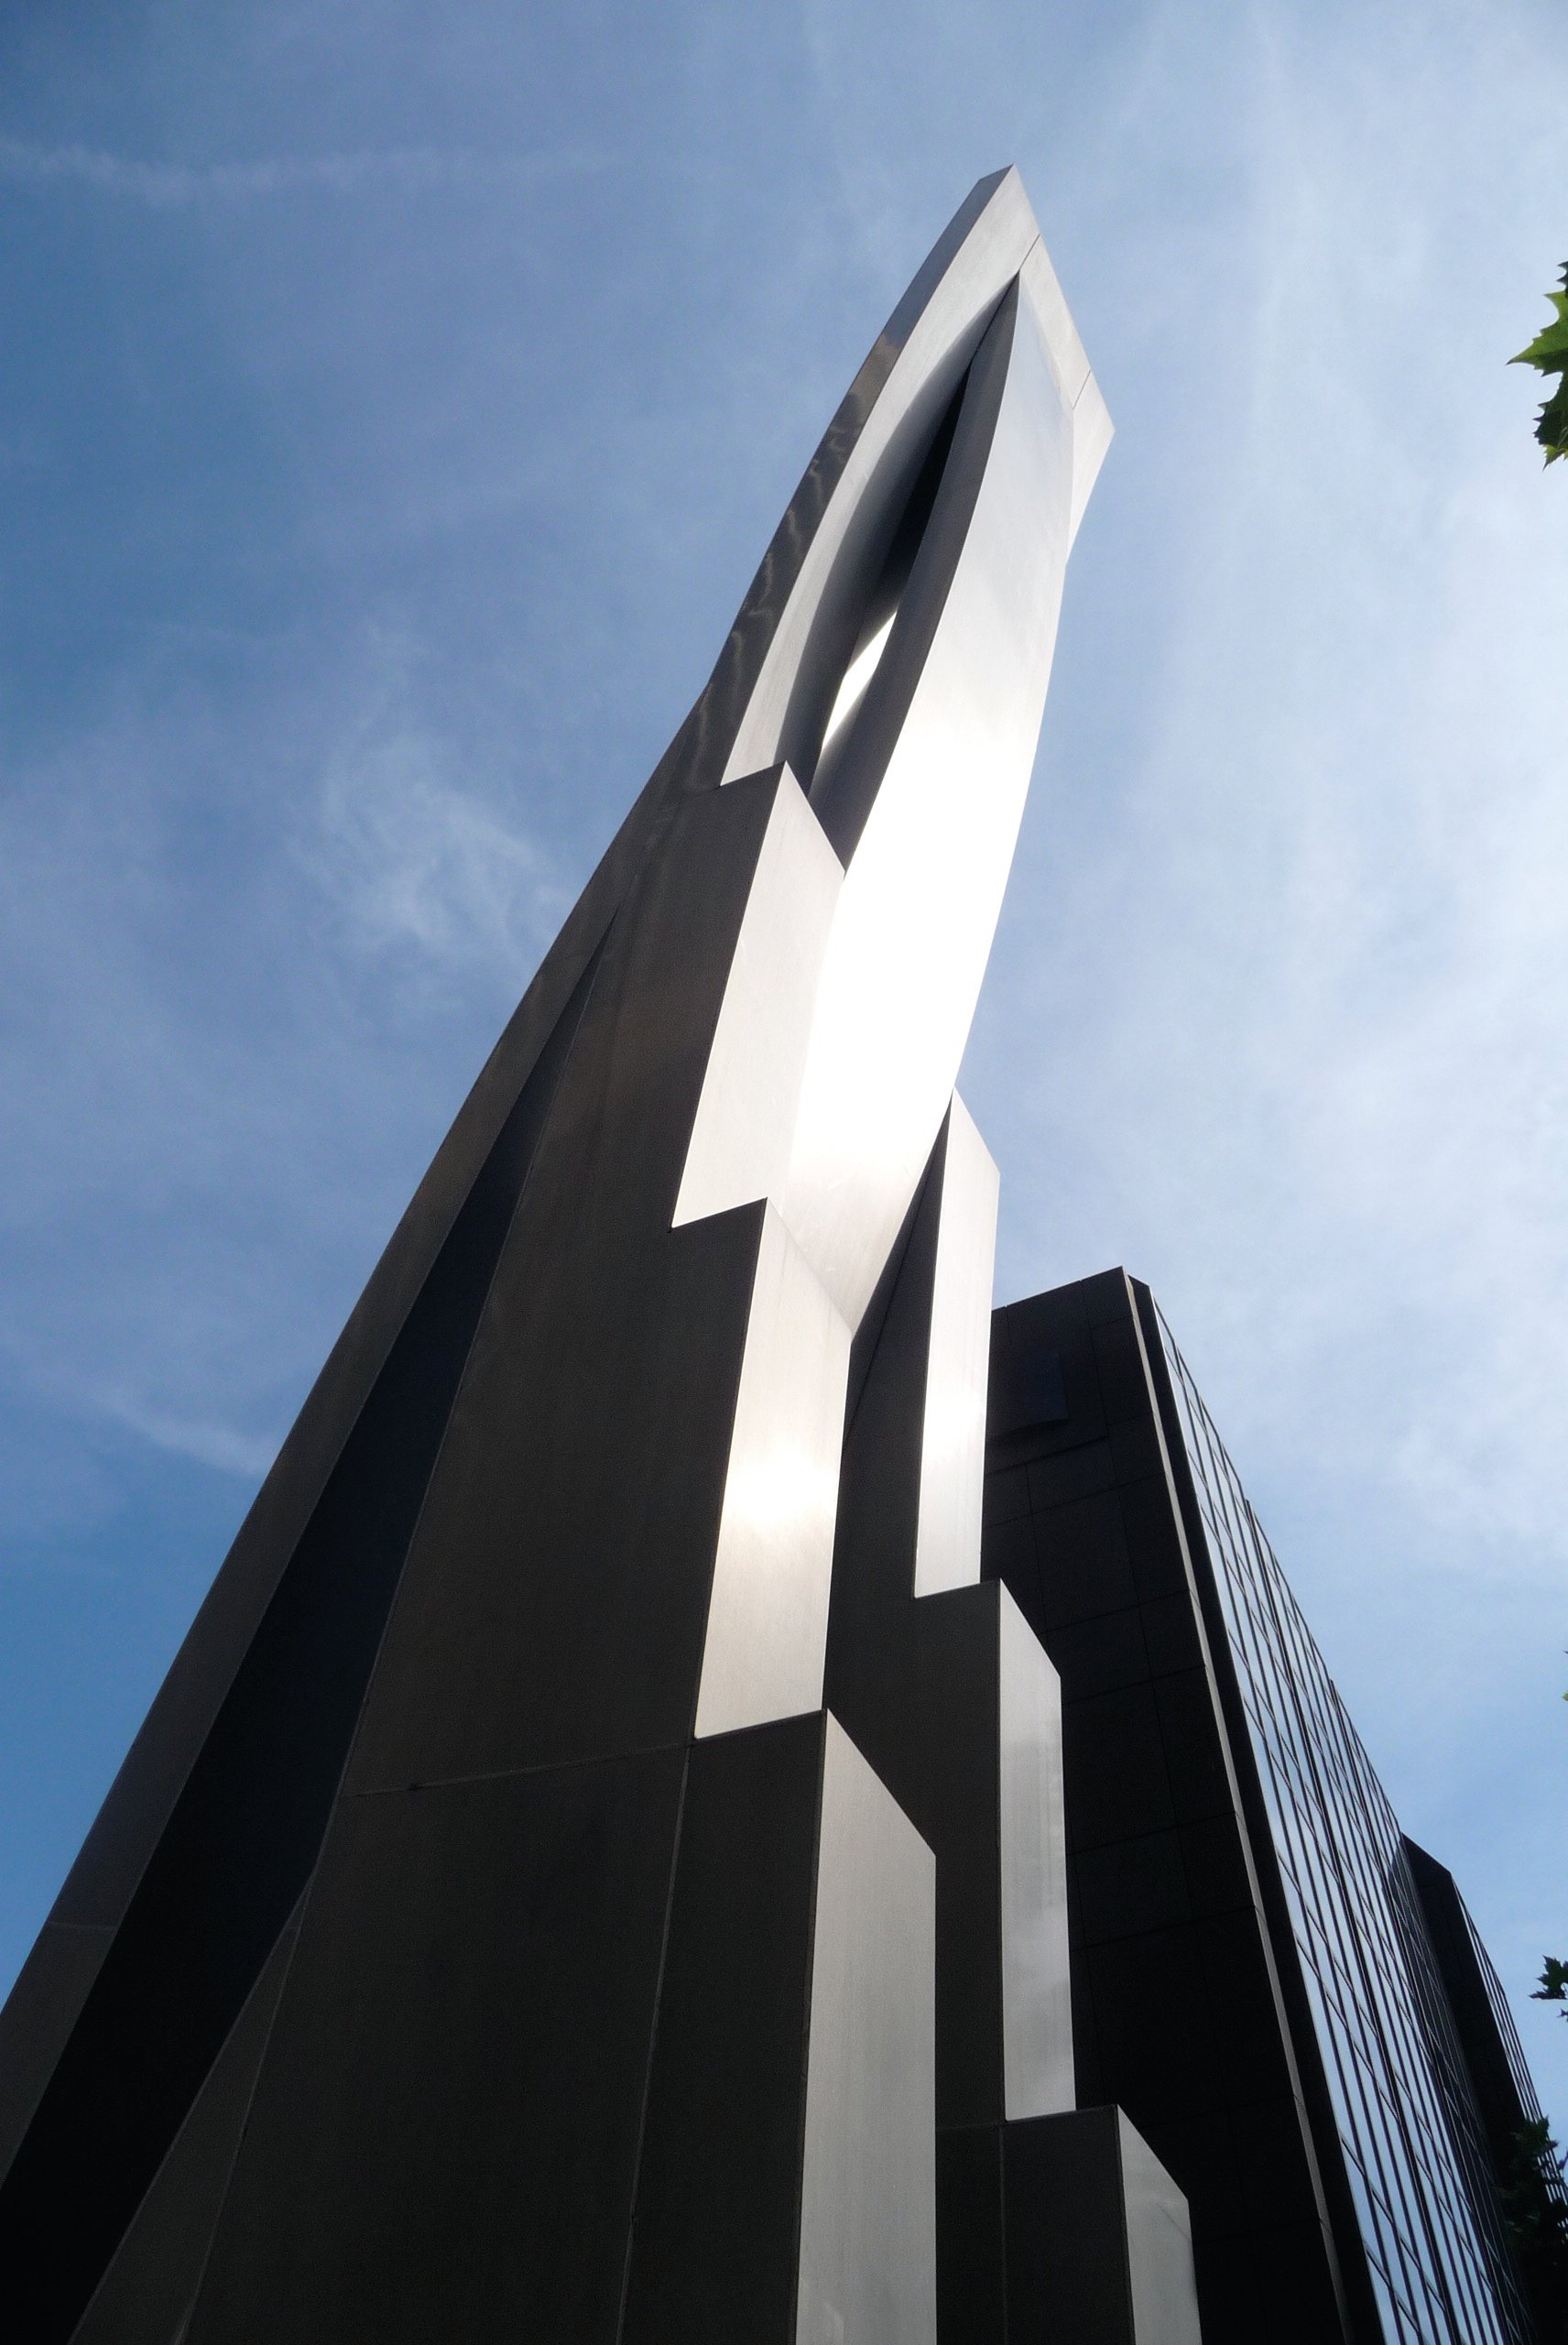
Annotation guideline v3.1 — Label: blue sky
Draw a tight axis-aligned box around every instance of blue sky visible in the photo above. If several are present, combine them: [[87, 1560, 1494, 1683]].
[[2, 0, 1564, 2132]]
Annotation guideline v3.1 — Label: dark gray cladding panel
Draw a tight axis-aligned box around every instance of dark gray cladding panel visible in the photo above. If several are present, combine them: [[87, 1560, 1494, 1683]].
[[0, 1923, 107, 2193], [1004, 2105, 1134, 2339], [343, 1196, 765, 1785], [71, 1915, 299, 2345], [187, 1750, 685, 2344], [623, 1716, 825, 2345], [345, 776, 793, 1791], [934, 2127, 1007, 2345], [942, 2107, 1201, 2345], [829, 1587, 1006, 2132], [0, 952, 603, 2345]]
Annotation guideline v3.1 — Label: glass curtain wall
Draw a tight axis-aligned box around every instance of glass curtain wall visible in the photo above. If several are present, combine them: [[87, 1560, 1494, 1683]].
[[1155, 1308, 1533, 2345]]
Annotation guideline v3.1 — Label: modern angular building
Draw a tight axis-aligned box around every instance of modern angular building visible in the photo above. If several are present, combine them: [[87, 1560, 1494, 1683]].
[[985, 1271, 1563, 2343], [0, 169, 1555, 2345]]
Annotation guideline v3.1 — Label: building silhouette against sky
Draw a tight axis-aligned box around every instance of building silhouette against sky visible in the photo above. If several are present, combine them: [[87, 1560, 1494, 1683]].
[[0, 171, 1554, 2345]]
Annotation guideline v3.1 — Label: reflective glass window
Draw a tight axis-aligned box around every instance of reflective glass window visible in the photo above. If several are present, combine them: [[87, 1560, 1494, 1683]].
[[1156, 1310, 1532, 2344]]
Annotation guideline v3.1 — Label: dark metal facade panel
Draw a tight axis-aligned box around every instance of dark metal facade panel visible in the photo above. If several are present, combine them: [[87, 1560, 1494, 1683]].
[[936, 2108, 1203, 2345], [1073, 1828, 1193, 1944], [621, 1718, 825, 2345], [1031, 1489, 1139, 1622], [984, 1267, 1354, 2345], [1004, 2105, 1137, 2339], [70, 1915, 299, 2345], [1005, 2106, 1203, 2345], [341, 772, 791, 1791], [1064, 1684, 1181, 1849], [934, 2126, 1008, 2345], [0, 1922, 108, 2185], [341, 1196, 768, 1785], [188, 1751, 687, 2343]]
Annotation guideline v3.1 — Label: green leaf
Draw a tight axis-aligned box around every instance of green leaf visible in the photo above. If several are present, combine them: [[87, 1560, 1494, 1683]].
[[1509, 292, 1568, 373], [1538, 374, 1568, 464], [1513, 267, 1568, 462], [1533, 1955, 1568, 2004]]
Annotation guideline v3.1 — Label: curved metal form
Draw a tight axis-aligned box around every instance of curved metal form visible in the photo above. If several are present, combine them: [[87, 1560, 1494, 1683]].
[[681, 174, 1110, 1338], [0, 171, 1135, 2345]]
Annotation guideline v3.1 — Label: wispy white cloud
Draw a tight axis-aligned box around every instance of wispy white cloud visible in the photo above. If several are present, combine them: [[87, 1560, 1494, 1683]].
[[0, 655, 571, 1493], [975, 0, 1568, 1554], [0, 136, 605, 206], [86, 1393, 280, 1481], [304, 726, 570, 987]]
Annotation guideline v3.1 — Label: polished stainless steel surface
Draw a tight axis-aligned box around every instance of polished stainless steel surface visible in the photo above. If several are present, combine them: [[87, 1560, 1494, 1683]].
[[684, 168, 1108, 1802], [1118, 2113, 1203, 2345], [777, 277, 1077, 1331], [912, 1095, 997, 1599], [996, 1585, 1074, 2121], [720, 177, 1033, 794], [674, 769, 842, 1232], [683, 165, 1110, 1330], [1017, 234, 1113, 548], [694, 1207, 850, 1740], [797, 1718, 937, 2345], [720, 170, 1105, 796]]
